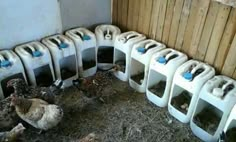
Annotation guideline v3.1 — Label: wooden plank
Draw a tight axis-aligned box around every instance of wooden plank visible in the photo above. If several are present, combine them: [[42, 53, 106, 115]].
[[168, 0, 184, 48], [175, 0, 193, 50], [233, 69, 236, 79], [181, 0, 201, 53], [156, 0, 168, 41], [132, 0, 141, 31], [214, 8, 236, 72], [162, 0, 176, 44], [112, 0, 118, 25], [143, 0, 154, 35], [137, 0, 146, 33], [204, 4, 231, 65], [127, 0, 134, 30], [222, 33, 236, 76], [117, 0, 123, 28], [188, 0, 211, 57], [149, 0, 161, 39], [121, 0, 129, 31], [195, 1, 220, 61]]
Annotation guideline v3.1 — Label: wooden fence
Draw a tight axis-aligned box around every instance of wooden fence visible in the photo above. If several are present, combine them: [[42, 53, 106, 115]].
[[112, 0, 236, 79]]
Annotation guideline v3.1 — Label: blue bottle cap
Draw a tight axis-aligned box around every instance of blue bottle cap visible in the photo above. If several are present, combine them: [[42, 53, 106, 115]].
[[1, 60, 11, 67], [157, 57, 166, 64], [183, 72, 193, 81], [59, 43, 69, 49], [137, 47, 146, 53], [82, 35, 91, 41], [33, 51, 42, 57]]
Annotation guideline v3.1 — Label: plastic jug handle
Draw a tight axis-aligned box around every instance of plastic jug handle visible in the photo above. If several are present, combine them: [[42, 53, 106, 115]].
[[105, 29, 112, 40], [28, 45, 36, 53], [0, 54, 5, 62], [222, 81, 233, 90], [190, 64, 202, 74], [165, 52, 175, 60]]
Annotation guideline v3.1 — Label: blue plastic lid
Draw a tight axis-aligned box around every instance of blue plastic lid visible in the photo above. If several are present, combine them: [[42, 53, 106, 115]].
[[32, 51, 42, 57], [183, 72, 193, 81], [82, 35, 91, 41], [1, 60, 11, 67], [157, 57, 167, 64], [137, 47, 146, 53], [59, 43, 69, 49]]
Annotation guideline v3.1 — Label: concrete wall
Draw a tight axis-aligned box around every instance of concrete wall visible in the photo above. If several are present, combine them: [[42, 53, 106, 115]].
[[60, 0, 111, 30], [0, 0, 112, 50], [0, 0, 62, 50]]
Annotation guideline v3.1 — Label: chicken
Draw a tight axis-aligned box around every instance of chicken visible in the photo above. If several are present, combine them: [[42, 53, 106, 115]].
[[0, 123, 25, 142], [0, 97, 19, 131], [7, 78, 64, 104], [73, 71, 116, 102], [72, 133, 100, 142], [10, 94, 63, 133]]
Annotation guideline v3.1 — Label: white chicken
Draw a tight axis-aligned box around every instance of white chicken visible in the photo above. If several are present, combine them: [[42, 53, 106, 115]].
[[10, 94, 63, 133]]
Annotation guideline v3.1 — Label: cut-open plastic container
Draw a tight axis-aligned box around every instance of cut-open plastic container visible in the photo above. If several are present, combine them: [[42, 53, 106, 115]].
[[168, 60, 215, 123], [0, 50, 27, 99], [129, 39, 166, 93], [223, 104, 236, 142], [15, 41, 55, 86], [95, 24, 121, 70], [190, 75, 236, 142], [146, 49, 188, 107], [42, 34, 78, 87], [66, 27, 97, 77], [113, 31, 146, 81]]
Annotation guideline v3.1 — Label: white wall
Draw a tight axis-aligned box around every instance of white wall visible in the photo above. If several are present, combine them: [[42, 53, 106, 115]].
[[0, 0, 62, 50], [0, 0, 112, 50], [60, 0, 111, 30]]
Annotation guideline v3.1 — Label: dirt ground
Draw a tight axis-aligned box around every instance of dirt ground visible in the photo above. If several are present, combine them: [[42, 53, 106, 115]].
[[23, 76, 200, 142]]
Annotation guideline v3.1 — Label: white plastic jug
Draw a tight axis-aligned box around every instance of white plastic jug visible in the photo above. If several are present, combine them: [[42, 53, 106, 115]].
[[0, 50, 27, 99], [15, 41, 55, 86], [95, 24, 121, 70], [66, 28, 97, 77], [113, 31, 146, 81], [190, 75, 236, 142], [223, 104, 236, 142], [146, 49, 188, 107], [129, 39, 166, 93], [42, 34, 79, 87], [168, 60, 215, 123]]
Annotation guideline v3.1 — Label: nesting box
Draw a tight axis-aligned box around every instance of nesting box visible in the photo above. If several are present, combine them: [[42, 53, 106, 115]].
[[95, 24, 121, 70], [113, 31, 146, 81], [66, 28, 97, 77], [15, 41, 55, 86], [223, 104, 236, 142], [0, 50, 27, 98], [146, 49, 188, 107], [190, 75, 236, 142], [42, 34, 78, 87], [168, 60, 215, 123], [129, 39, 166, 93]]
